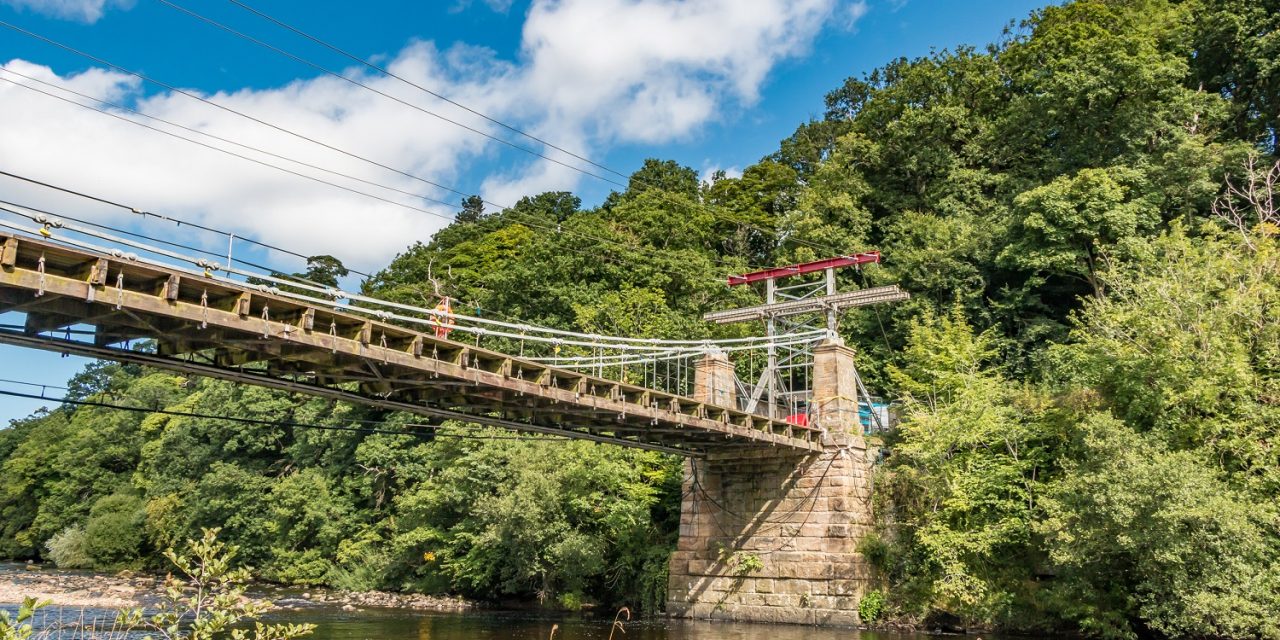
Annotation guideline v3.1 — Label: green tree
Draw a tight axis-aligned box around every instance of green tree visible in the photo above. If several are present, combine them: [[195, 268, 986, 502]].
[[1002, 167, 1159, 298], [84, 491, 147, 567], [878, 308, 1059, 624], [457, 194, 486, 224], [1040, 416, 1280, 640]]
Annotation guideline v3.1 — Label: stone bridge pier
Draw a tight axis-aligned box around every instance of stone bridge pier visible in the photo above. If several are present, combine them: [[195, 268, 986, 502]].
[[666, 340, 875, 626]]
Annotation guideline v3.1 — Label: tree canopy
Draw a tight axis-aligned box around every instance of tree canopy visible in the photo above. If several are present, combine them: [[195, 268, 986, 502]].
[[2, 0, 1278, 635]]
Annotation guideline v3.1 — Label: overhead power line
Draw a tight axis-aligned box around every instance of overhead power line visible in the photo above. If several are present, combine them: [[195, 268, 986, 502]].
[[158, 1, 853, 262], [1, 16, 863, 280], [223, 0, 626, 181], [0, 386, 573, 441], [0, 67, 734, 277], [157, 0, 616, 186], [3, 7, 655, 265], [0, 69, 463, 213], [0, 19, 476, 206], [0, 74, 464, 222]]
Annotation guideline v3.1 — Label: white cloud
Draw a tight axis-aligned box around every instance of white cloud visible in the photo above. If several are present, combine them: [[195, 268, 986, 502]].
[[846, 1, 870, 28], [700, 165, 743, 187], [450, 0, 514, 13], [0, 0, 846, 272], [1, 0, 131, 23]]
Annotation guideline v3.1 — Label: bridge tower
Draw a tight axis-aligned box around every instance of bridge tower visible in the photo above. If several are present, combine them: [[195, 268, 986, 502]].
[[666, 256, 907, 626]]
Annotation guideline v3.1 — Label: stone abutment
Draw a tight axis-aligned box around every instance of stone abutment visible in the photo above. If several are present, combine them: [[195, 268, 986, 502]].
[[666, 341, 876, 626]]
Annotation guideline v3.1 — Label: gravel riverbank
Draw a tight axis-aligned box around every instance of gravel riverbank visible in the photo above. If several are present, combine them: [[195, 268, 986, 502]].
[[0, 564, 472, 613]]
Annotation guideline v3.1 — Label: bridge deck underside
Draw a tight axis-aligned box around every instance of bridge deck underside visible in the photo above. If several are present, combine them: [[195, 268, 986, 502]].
[[0, 233, 821, 456]]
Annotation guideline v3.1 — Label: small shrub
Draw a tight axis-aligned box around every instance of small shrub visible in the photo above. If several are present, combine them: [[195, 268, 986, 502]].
[[556, 591, 584, 611], [270, 548, 332, 586], [859, 589, 886, 623], [636, 552, 669, 614], [0, 597, 46, 640], [115, 527, 315, 640], [45, 525, 92, 569], [715, 546, 763, 577], [325, 538, 391, 592], [856, 531, 893, 572], [84, 492, 145, 567]]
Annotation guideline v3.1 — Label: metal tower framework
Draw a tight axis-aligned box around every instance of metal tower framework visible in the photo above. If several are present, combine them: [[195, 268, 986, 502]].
[[706, 253, 909, 427]]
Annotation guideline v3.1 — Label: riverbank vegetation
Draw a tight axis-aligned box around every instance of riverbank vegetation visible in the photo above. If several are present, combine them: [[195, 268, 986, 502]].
[[1, 529, 314, 640], [1, 0, 1278, 636]]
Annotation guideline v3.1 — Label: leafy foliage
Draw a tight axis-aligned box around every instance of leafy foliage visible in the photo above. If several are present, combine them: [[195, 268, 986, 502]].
[[117, 528, 315, 640], [1, 1, 1279, 636], [0, 598, 46, 640], [1039, 417, 1280, 640]]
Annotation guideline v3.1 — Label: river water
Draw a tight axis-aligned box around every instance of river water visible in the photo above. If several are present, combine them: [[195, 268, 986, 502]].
[[0, 563, 962, 640], [2, 601, 965, 640], [263, 606, 959, 640]]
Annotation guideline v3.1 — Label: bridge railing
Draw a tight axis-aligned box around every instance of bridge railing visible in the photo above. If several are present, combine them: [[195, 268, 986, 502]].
[[0, 200, 827, 405]]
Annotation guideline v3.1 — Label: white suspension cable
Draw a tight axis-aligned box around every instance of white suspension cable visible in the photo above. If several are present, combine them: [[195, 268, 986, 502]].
[[0, 210, 822, 353], [527, 334, 825, 366]]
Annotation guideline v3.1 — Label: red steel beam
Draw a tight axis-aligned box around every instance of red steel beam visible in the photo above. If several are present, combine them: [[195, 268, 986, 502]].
[[727, 252, 881, 286]]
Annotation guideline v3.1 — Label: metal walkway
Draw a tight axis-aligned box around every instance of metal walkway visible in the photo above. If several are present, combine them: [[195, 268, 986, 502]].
[[0, 232, 822, 456]]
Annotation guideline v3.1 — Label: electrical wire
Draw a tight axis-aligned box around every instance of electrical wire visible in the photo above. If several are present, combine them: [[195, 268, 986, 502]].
[[0, 19, 482, 208], [0, 214, 822, 354], [0, 73, 743, 280], [3, 12, 856, 269], [0, 386, 574, 441], [0, 77, 463, 226], [0, 18, 635, 262], [0, 68, 466, 214], [224, 0, 621, 181], [157, 0, 616, 185], [210, 0, 857, 263]]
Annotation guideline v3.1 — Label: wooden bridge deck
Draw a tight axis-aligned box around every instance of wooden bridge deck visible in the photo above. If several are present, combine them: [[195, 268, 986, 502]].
[[0, 232, 822, 456]]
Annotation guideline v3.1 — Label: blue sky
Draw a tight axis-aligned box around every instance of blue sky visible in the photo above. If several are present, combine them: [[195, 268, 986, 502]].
[[0, 0, 1048, 422]]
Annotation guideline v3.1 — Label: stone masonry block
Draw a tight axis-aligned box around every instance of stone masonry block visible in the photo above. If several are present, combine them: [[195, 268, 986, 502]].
[[669, 342, 875, 628]]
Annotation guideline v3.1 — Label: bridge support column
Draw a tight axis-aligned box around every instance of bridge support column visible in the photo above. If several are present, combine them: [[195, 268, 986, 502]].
[[692, 348, 736, 408], [667, 340, 875, 626]]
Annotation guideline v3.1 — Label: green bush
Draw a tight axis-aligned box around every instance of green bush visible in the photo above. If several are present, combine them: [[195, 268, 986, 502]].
[[1040, 419, 1280, 640], [44, 526, 91, 569], [83, 492, 145, 567], [859, 590, 886, 623], [0, 597, 45, 640], [556, 591, 585, 611]]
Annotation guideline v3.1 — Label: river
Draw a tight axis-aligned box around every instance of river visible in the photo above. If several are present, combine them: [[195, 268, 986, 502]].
[[4, 603, 966, 640], [1, 563, 966, 640], [262, 606, 959, 640]]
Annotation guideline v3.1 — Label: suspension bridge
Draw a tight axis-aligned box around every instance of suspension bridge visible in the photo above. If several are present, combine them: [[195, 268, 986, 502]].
[[0, 203, 903, 458], [0, 0, 917, 623], [0, 181, 906, 626]]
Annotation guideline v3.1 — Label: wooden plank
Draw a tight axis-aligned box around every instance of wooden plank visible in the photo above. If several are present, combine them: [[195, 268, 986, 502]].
[[85, 258, 110, 286], [0, 238, 17, 268], [0, 257, 819, 451], [163, 274, 181, 302]]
